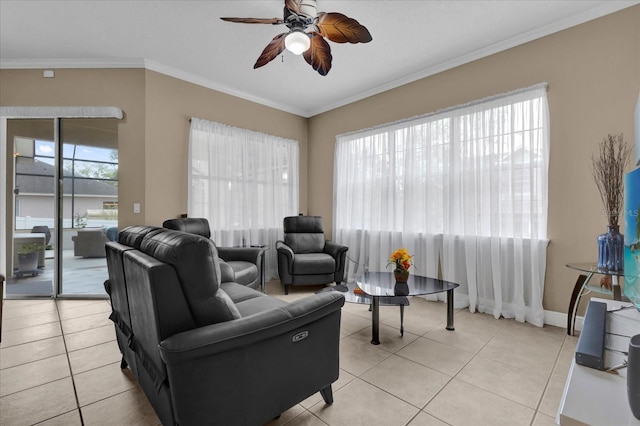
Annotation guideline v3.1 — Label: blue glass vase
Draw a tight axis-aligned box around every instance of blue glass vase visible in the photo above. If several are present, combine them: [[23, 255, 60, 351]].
[[597, 225, 624, 272]]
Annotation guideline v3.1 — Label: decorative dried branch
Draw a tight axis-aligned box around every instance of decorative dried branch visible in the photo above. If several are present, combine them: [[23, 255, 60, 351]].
[[590, 133, 632, 227]]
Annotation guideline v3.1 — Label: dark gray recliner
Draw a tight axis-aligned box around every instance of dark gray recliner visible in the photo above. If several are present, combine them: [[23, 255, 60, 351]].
[[276, 216, 348, 295], [162, 218, 265, 291], [104, 225, 160, 378], [105, 226, 345, 425]]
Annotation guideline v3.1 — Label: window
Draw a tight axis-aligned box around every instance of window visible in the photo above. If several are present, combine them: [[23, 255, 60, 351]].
[[188, 118, 299, 280], [334, 84, 549, 326], [14, 140, 118, 230]]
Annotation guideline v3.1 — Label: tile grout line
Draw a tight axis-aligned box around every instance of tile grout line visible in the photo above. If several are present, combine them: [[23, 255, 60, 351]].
[[529, 333, 569, 425], [56, 300, 86, 426], [411, 330, 495, 424], [410, 320, 556, 424]]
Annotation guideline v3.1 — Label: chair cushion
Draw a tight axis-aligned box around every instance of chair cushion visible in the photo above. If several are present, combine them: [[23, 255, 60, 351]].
[[283, 216, 324, 233], [119, 226, 161, 249], [285, 233, 325, 254], [221, 282, 287, 317], [226, 261, 258, 286], [139, 229, 240, 326], [283, 216, 326, 253], [234, 294, 287, 317], [292, 253, 336, 275], [163, 218, 211, 239], [221, 282, 264, 304], [106, 227, 118, 242]]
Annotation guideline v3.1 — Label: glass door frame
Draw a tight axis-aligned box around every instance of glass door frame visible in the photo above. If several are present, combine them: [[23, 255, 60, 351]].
[[1, 107, 123, 299]]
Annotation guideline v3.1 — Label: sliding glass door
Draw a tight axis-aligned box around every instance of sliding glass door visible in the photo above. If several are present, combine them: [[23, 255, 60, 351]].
[[60, 118, 118, 295], [6, 117, 118, 298], [10, 119, 55, 297]]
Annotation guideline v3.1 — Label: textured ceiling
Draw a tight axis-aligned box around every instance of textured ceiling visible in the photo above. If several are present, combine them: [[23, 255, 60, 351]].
[[1, 1, 637, 117]]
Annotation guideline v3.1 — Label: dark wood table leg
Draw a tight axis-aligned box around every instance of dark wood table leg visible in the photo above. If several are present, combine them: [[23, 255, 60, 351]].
[[567, 273, 589, 336], [371, 296, 380, 345], [446, 288, 455, 331]]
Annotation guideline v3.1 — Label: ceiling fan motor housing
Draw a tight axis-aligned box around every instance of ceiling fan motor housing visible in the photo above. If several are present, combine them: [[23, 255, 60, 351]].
[[284, 0, 317, 30]]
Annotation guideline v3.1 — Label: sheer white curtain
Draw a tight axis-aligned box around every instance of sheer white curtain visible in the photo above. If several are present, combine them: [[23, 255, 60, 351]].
[[189, 118, 299, 280], [334, 84, 549, 326]]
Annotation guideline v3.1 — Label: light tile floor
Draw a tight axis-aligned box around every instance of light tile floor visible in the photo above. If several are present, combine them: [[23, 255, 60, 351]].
[[0, 280, 577, 425], [6, 249, 109, 297]]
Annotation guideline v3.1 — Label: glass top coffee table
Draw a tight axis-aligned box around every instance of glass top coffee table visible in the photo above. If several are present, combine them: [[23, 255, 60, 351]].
[[333, 272, 459, 345], [565, 263, 629, 336]]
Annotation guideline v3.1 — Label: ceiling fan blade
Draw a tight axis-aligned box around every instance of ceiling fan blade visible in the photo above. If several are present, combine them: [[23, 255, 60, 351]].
[[220, 17, 283, 24], [254, 33, 287, 69], [285, 0, 317, 19], [285, 0, 301, 15], [303, 33, 332, 76], [316, 12, 372, 43]]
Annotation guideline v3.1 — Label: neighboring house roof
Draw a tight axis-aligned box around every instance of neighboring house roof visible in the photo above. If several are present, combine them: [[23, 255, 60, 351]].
[[15, 158, 117, 196]]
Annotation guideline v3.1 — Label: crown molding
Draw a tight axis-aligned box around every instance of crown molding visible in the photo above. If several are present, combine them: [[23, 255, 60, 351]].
[[1, 1, 637, 118], [143, 60, 307, 117], [0, 58, 145, 69], [306, 0, 640, 116]]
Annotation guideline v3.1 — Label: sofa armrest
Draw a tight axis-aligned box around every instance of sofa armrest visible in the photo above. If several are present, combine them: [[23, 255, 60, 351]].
[[217, 247, 263, 265], [219, 261, 235, 283], [275, 241, 294, 262], [276, 241, 295, 284], [159, 291, 344, 362], [323, 240, 348, 260], [324, 241, 348, 282], [159, 291, 344, 425]]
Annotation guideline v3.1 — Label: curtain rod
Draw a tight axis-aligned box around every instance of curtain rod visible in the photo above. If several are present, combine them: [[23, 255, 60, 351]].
[[337, 82, 549, 139]]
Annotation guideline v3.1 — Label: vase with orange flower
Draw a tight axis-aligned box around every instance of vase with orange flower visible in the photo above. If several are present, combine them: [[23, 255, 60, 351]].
[[387, 248, 413, 283]]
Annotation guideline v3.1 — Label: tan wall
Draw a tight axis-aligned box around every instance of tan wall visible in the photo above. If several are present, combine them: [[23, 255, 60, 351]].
[[307, 6, 640, 314], [0, 68, 308, 232], [143, 70, 308, 225], [0, 68, 146, 229]]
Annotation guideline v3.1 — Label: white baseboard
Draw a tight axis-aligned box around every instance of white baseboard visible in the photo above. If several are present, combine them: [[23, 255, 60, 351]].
[[544, 309, 583, 332]]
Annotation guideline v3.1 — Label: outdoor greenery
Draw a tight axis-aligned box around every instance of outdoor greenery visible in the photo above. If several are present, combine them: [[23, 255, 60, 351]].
[[18, 242, 45, 254], [74, 212, 88, 228], [64, 151, 118, 185]]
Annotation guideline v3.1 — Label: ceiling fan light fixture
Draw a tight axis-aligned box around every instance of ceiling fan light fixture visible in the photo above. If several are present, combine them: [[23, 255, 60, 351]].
[[284, 30, 310, 55]]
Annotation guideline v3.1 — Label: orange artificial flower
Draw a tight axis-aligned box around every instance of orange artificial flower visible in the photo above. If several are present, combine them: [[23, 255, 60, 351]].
[[387, 248, 413, 272]]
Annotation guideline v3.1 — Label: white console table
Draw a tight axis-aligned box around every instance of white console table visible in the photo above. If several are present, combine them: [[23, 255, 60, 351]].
[[557, 298, 640, 425]]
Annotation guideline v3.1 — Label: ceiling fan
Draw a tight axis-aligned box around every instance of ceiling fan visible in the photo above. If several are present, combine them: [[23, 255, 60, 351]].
[[221, 0, 372, 76]]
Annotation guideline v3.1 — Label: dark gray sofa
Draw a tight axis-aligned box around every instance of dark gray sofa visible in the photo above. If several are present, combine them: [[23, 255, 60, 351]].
[[104, 225, 344, 425]]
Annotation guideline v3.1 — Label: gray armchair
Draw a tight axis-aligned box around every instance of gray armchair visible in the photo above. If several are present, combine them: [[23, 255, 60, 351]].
[[276, 216, 348, 295], [72, 228, 109, 258], [162, 218, 265, 291]]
